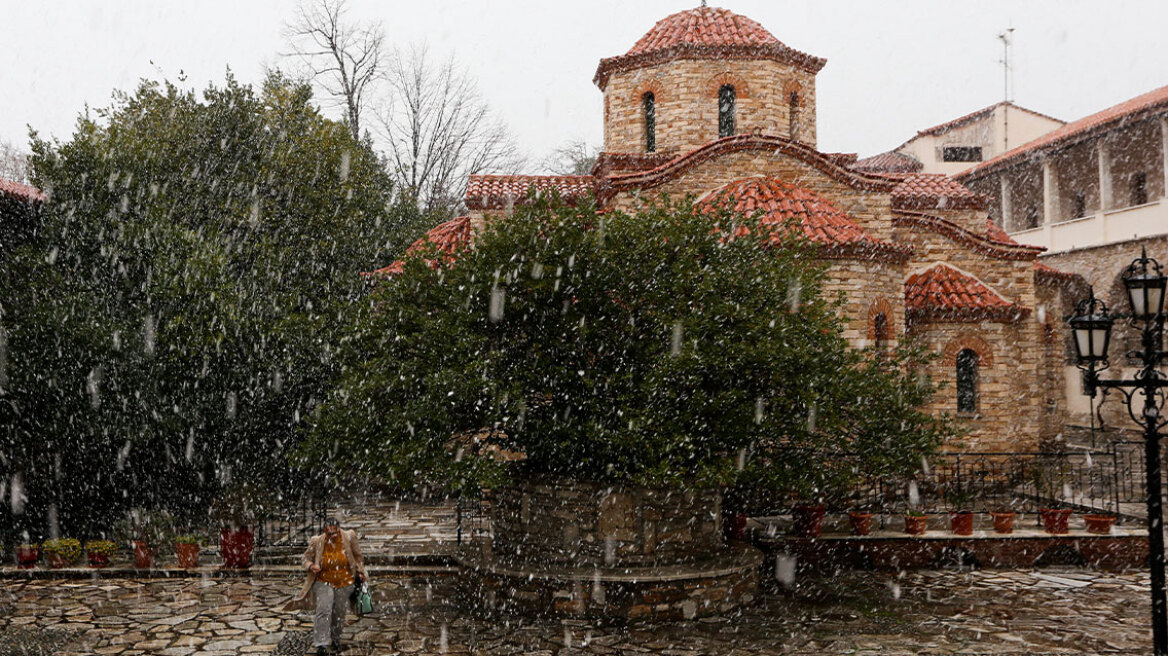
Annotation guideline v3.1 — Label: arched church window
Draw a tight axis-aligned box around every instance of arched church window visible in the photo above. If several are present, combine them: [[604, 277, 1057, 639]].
[[788, 91, 800, 140], [643, 92, 656, 152], [872, 312, 890, 353], [956, 348, 979, 414], [718, 85, 736, 138]]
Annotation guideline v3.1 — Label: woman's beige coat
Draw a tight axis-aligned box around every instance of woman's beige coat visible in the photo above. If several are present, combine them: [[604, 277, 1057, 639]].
[[282, 528, 368, 612]]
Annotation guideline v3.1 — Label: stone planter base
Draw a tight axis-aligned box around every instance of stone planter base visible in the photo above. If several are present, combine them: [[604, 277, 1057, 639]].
[[458, 542, 762, 621]]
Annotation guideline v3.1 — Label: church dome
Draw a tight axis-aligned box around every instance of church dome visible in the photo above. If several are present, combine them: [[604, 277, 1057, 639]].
[[594, 6, 825, 90]]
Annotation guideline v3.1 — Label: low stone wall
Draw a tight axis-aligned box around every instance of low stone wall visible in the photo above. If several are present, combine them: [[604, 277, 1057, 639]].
[[756, 534, 1149, 574], [459, 542, 762, 621], [490, 476, 722, 567]]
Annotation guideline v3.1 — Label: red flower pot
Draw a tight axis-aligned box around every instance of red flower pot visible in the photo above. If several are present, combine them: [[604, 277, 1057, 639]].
[[46, 552, 68, 569], [174, 542, 201, 569], [904, 514, 928, 535], [991, 511, 1016, 534], [791, 504, 826, 538], [219, 527, 254, 568], [1040, 508, 1072, 535], [132, 541, 153, 569], [87, 552, 110, 568], [16, 546, 39, 569], [949, 510, 974, 536], [1084, 514, 1117, 535], [848, 511, 873, 536], [723, 512, 747, 541]]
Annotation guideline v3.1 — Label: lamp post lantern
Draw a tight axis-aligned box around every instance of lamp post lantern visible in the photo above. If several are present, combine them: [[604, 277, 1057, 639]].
[[1069, 248, 1168, 655]]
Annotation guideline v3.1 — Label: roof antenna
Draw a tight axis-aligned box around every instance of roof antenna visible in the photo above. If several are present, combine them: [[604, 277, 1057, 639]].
[[997, 25, 1015, 104], [701, 0, 707, 6]]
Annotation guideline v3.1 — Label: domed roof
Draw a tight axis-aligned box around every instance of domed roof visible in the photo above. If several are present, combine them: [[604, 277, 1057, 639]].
[[594, 6, 826, 89], [697, 177, 909, 260], [627, 6, 779, 55]]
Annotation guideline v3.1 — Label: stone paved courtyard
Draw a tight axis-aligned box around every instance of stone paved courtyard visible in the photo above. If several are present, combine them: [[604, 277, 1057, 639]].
[[0, 568, 1153, 655]]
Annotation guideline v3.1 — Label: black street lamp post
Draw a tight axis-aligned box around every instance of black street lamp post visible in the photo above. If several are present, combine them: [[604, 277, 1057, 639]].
[[1069, 248, 1168, 655]]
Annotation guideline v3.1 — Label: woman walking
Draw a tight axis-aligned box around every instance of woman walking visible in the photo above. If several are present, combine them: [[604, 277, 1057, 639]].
[[286, 517, 368, 655]]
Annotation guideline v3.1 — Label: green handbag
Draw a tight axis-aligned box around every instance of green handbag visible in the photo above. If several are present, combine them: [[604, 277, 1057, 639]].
[[354, 579, 373, 616]]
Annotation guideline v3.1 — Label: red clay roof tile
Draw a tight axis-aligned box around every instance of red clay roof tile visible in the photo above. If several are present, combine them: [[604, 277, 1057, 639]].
[[594, 6, 825, 89], [366, 215, 473, 277], [851, 151, 923, 174], [0, 178, 46, 202], [465, 175, 597, 210], [905, 264, 1026, 321], [887, 173, 985, 211], [697, 177, 911, 261]]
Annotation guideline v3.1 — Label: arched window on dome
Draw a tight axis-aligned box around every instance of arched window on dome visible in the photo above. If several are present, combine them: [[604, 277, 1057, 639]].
[[643, 92, 656, 153], [788, 91, 800, 140], [956, 348, 979, 415], [718, 85, 736, 138]]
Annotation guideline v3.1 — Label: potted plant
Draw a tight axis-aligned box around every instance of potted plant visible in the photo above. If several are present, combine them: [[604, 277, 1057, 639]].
[[848, 507, 874, 536], [943, 486, 975, 536], [115, 508, 175, 570], [1040, 507, 1072, 534], [210, 482, 275, 568], [173, 534, 202, 568], [1084, 513, 1117, 535], [41, 538, 81, 568], [791, 502, 826, 538], [85, 540, 118, 568], [904, 509, 928, 535], [16, 543, 39, 568], [990, 508, 1017, 534]]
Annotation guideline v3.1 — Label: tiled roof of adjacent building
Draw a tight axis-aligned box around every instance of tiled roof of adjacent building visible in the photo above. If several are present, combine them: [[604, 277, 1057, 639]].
[[887, 173, 985, 211], [959, 84, 1168, 180], [906, 264, 1028, 322], [465, 175, 597, 210], [697, 177, 911, 261], [594, 6, 826, 89], [366, 215, 473, 277], [0, 178, 46, 202], [1034, 261, 1079, 283], [851, 151, 923, 174]]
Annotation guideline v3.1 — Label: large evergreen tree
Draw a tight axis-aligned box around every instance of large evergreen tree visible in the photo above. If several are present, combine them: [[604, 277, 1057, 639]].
[[0, 72, 418, 540], [302, 195, 948, 499]]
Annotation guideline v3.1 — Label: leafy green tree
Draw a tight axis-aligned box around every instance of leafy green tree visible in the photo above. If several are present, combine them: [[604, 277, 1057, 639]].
[[0, 72, 418, 540], [302, 194, 948, 499]]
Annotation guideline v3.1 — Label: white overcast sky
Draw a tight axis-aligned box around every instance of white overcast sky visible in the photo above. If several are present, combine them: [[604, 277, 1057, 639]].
[[1, 1, 1165, 169]]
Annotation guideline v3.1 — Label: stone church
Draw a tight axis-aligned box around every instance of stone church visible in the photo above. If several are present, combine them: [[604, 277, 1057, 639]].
[[374, 6, 1080, 452]]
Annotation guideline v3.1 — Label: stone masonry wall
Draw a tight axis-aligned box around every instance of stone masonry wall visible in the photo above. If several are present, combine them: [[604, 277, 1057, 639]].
[[603, 59, 817, 154], [823, 259, 907, 348], [490, 477, 723, 567]]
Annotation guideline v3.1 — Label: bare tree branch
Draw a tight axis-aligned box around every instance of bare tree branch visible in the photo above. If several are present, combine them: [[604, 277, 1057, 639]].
[[540, 139, 599, 176], [0, 138, 30, 183], [377, 45, 525, 218], [284, 0, 383, 143]]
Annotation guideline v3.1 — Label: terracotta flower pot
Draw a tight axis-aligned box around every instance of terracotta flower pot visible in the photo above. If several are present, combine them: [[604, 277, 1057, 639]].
[[791, 504, 826, 538], [1084, 514, 1117, 535], [46, 552, 69, 569], [723, 512, 747, 541], [990, 511, 1016, 534], [219, 527, 254, 568], [848, 511, 873, 536], [132, 541, 153, 569], [949, 510, 974, 536], [1040, 508, 1072, 535], [16, 546, 39, 569], [87, 551, 110, 568], [904, 514, 928, 535], [174, 542, 200, 569]]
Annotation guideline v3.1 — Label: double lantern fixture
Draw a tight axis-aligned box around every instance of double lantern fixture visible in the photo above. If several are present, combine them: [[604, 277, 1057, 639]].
[[1068, 247, 1168, 655]]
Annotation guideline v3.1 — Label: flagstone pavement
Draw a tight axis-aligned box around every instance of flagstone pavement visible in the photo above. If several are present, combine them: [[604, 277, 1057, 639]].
[[0, 499, 1156, 654]]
